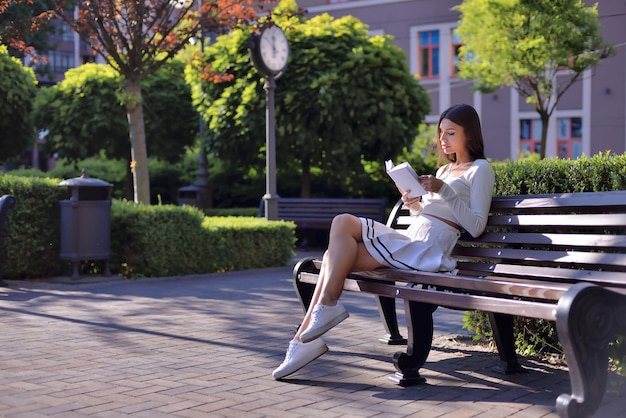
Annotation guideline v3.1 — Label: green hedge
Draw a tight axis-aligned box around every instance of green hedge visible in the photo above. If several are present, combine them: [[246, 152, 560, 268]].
[[0, 174, 295, 280], [492, 152, 626, 195], [110, 201, 295, 278], [0, 175, 67, 278]]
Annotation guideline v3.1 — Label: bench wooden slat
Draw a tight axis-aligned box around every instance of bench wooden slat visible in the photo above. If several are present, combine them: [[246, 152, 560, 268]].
[[395, 214, 626, 230], [453, 246, 626, 270], [489, 191, 626, 211], [354, 280, 558, 320], [303, 270, 568, 301], [352, 270, 568, 301], [487, 213, 626, 228], [300, 272, 558, 320], [456, 261, 626, 289], [460, 232, 626, 249]]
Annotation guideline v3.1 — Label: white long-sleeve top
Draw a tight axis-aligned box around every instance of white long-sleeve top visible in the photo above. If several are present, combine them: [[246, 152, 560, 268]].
[[419, 159, 495, 238]]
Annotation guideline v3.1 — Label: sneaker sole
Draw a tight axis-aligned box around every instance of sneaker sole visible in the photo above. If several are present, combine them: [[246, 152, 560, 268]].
[[300, 310, 349, 343], [272, 344, 329, 380]]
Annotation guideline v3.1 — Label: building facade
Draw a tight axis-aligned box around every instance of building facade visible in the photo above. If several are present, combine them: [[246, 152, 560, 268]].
[[297, 0, 626, 161], [28, 19, 98, 87]]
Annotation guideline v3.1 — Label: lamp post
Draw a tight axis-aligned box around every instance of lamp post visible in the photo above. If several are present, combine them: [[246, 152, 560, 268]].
[[249, 23, 289, 220], [187, 0, 210, 209], [193, 33, 210, 209], [263, 76, 278, 220]]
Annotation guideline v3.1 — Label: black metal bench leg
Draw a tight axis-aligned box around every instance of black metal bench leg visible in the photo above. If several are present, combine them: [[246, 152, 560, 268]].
[[555, 283, 626, 418], [375, 296, 407, 345], [488, 312, 525, 374], [389, 290, 437, 386], [292, 257, 318, 313]]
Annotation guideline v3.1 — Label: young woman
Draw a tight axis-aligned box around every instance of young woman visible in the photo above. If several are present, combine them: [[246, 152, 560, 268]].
[[273, 103, 495, 380]]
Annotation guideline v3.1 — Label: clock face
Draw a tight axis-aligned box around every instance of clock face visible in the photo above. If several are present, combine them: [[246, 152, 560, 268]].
[[259, 25, 289, 74]]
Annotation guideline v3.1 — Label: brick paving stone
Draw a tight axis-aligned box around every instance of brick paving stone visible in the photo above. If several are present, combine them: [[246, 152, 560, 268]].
[[0, 256, 624, 417]]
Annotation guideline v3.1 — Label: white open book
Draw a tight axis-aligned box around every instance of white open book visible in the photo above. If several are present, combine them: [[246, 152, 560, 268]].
[[385, 160, 427, 198]]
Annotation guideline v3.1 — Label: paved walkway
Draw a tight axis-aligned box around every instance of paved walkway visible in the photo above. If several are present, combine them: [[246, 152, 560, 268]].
[[0, 253, 624, 417]]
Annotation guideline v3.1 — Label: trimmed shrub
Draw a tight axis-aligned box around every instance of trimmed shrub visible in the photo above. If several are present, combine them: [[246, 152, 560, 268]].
[[0, 174, 295, 280], [110, 201, 295, 278], [0, 174, 67, 278]]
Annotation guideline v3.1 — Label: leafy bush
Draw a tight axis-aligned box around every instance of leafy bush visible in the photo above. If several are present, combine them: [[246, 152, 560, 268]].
[[0, 45, 38, 162]]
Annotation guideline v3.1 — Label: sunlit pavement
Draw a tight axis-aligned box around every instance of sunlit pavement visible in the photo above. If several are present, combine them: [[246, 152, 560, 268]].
[[0, 251, 624, 417]]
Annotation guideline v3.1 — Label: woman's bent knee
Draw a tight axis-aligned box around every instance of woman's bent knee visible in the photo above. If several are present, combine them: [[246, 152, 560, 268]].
[[330, 213, 360, 232]]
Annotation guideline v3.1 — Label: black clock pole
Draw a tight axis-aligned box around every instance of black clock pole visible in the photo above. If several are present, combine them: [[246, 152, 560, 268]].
[[249, 23, 288, 220], [264, 75, 279, 220]]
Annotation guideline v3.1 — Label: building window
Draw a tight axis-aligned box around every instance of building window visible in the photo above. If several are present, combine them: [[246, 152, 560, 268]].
[[557, 117, 583, 159], [519, 119, 542, 156], [451, 29, 463, 76], [39, 51, 75, 73], [60, 22, 74, 42], [418, 30, 439, 79]]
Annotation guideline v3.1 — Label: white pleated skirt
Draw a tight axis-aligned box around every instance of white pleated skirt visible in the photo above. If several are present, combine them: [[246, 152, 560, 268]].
[[360, 215, 461, 272]]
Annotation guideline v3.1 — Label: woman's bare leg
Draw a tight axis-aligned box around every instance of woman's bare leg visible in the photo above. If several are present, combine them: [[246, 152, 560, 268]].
[[294, 214, 383, 340], [272, 214, 386, 379]]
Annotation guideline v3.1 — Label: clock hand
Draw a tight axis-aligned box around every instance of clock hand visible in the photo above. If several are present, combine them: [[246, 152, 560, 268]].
[[271, 33, 277, 57]]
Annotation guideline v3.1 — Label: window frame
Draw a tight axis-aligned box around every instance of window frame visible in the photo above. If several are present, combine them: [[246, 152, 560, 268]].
[[557, 116, 583, 159], [519, 118, 543, 156], [418, 30, 440, 79]]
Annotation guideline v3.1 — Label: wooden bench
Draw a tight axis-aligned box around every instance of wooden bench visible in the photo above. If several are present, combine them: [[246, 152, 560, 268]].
[[258, 197, 387, 229], [292, 190, 626, 418], [0, 194, 16, 285]]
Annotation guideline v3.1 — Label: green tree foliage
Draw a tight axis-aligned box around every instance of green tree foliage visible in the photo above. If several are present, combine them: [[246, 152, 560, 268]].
[[186, 1, 430, 198], [455, 0, 615, 159], [1, 0, 271, 204], [0, 1, 54, 51], [32, 61, 197, 200], [0, 44, 37, 163], [0, 0, 57, 79], [33, 63, 129, 162]]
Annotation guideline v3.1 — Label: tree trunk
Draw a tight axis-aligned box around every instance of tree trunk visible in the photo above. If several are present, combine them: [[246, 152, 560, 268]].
[[539, 110, 550, 160], [125, 152, 134, 201], [124, 77, 151, 204], [301, 157, 311, 198]]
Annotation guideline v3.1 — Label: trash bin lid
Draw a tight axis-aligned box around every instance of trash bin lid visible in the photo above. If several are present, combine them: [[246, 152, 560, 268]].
[[58, 168, 112, 188], [178, 184, 202, 192]]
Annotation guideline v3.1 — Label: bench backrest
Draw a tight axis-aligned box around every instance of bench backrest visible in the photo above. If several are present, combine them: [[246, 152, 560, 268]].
[[386, 191, 626, 295], [261, 197, 387, 229]]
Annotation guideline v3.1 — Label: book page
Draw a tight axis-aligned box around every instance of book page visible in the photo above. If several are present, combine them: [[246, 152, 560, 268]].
[[385, 160, 427, 198]]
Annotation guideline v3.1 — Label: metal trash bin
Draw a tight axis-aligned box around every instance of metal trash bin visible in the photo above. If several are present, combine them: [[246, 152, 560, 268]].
[[58, 168, 112, 280], [177, 184, 202, 208]]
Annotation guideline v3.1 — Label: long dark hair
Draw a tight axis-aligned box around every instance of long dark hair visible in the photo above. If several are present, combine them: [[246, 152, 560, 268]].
[[437, 104, 486, 164]]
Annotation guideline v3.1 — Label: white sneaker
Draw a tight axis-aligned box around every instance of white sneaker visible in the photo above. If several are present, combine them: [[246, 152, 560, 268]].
[[300, 302, 349, 343], [272, 338, 329, 380]]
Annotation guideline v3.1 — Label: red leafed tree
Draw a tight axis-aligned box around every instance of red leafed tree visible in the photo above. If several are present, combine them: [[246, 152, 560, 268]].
[[1, 0, 271, 204]]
